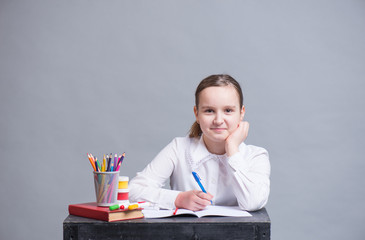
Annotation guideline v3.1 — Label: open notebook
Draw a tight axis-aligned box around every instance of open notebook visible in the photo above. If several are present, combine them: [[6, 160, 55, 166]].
[[142, 205, 252, 218]]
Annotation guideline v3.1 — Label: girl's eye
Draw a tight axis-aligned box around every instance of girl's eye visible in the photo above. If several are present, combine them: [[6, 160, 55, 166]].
[[225, 109, 234, 113], [204, 109, 214, 113]]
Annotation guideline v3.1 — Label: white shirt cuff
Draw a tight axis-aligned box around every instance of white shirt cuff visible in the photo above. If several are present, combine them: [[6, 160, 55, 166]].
[[158, 189, 181, 209]]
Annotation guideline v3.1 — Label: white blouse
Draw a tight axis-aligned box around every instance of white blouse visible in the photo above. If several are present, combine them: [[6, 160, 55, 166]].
[[129, 135, 270, 211]]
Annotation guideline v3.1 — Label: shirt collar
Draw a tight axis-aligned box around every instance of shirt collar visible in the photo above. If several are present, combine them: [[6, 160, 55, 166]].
[[186, 135, 227, 170]]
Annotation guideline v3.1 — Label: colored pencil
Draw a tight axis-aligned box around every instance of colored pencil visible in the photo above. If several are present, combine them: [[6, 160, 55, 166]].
[[114, 154, 117, 170], [102, 155, 106, 172], [88, 152, 125, 172], [94, 158, 99, 172], [118, 152, 125, 166], [95, 157, 101, 171], [106, 154, 111, 171], [87, 153, 96, 171]]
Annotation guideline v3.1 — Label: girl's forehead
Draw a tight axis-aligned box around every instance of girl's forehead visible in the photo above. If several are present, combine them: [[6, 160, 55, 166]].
[[199, 86, 240, 106]]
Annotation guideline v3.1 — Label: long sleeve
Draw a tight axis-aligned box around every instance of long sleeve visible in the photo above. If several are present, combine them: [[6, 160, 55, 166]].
[[225, 145, 270, 211], [130, 136, 271, 211], [129, 139, 181, 209]]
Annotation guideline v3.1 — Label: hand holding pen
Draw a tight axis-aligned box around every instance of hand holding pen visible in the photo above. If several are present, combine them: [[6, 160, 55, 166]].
[[174, 190, 213, 212], [174, 172, 213, 211]]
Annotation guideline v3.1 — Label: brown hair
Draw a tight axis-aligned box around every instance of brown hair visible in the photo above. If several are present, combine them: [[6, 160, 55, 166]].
[[189, 74, 244, 138]]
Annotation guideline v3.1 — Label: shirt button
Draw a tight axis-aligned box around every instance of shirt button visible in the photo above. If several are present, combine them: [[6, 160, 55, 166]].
[[211, 179, 217, 184]]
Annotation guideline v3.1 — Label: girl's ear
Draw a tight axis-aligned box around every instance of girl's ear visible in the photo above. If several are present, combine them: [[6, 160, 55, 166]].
[[240, 105, 245, 121], [194, 106, 199, 121]]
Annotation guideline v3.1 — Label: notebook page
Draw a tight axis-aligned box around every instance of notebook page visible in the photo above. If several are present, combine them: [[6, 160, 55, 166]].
[[195, 205, 252, 218]]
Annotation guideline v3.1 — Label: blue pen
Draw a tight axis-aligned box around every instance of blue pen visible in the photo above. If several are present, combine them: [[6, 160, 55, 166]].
[[192, 171, 213, 204]]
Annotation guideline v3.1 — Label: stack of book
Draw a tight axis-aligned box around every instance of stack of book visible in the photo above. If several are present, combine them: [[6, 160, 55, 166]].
[[68, 202, 144, 222]]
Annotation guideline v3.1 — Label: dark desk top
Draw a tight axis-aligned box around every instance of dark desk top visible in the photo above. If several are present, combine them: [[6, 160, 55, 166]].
[[64, 208, 270, 240], [64, 207, 270, 224]]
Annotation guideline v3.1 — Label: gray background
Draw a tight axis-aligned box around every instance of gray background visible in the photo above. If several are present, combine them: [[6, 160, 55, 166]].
[[1, 0, 364, 239]]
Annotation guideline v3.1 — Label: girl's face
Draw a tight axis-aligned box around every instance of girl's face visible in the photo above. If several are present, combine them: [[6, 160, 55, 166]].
[[194, 85, 245, 147]]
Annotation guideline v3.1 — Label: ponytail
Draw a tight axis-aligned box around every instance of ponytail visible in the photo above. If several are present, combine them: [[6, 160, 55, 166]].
[[189, 121, 202, 138]]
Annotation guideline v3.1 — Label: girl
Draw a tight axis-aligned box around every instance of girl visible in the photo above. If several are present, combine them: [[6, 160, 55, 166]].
[[129, 74, 270, 211]]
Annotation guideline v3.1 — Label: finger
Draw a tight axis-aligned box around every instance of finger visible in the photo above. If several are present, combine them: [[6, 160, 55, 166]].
[[191, 200, 210, 211], [192, 189, 201, 195], [191, 204, 208, 211], [196, 191, 213, 201], [194, 192, 210, 206], [241, 121, 249, 132], [206, 192, 214, 199], [238, 121, 249, 140]]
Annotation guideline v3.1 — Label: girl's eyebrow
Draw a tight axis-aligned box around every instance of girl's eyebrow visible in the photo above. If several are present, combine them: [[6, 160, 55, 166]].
[[224, 105, 237, 109], [200, 105, 214, 109], [200, 105, 237, 109]]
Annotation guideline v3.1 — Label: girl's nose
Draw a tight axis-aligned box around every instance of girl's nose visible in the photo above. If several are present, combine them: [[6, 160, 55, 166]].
[[213, 113, 224, 125]]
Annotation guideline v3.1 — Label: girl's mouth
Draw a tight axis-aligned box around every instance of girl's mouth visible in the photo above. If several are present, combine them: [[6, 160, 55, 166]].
[[211, 128, 227, 132]]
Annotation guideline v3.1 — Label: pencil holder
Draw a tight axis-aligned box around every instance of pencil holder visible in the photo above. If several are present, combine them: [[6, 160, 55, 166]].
[[93, 171, 119, 207]]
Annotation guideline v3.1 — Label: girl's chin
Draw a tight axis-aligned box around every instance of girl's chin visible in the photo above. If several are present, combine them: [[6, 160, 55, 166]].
[[204, 133, 229, 143]]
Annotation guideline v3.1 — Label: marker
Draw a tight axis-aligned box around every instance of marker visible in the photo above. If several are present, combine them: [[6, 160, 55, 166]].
[[128, 204, 139, 210], [109, 203, 129, 211], [128, 201, 151, 210], [119, 204, 128, 210], [109, 204, 120, 211], [109, 201, 152, 210], [192, 171, 213, 204]]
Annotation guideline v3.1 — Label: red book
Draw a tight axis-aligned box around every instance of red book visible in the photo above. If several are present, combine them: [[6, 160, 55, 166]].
[[68, 202, 144, 222]]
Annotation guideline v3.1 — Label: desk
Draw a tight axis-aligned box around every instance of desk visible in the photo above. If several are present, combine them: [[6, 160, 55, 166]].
[[63, 208, 270, 240]]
